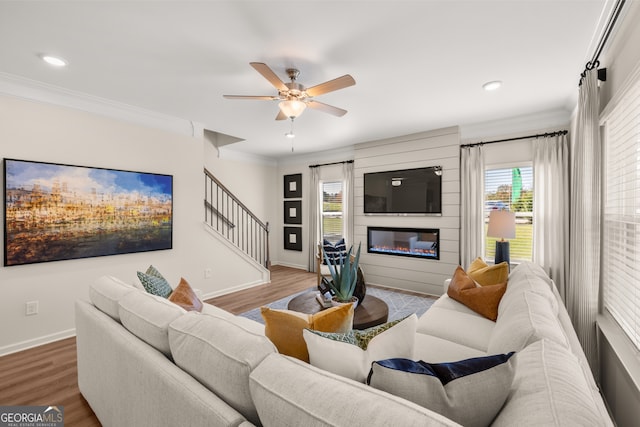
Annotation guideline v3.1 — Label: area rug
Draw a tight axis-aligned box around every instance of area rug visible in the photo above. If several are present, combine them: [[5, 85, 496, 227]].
[[239, 286, 437, 325]]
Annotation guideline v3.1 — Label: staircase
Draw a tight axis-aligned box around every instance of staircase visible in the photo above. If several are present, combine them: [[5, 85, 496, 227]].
[[204, 168, 270, 269]]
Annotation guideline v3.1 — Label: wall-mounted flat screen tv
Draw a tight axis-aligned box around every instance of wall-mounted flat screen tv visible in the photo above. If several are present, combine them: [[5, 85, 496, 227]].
[[364, 166, 442, 215]]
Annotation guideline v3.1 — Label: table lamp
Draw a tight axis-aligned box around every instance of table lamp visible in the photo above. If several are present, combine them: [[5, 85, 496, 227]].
[[487, 210, 516, 268]]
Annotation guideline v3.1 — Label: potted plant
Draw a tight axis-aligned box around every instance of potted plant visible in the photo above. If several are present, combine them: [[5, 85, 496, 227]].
[[323, 242, 362, 307]]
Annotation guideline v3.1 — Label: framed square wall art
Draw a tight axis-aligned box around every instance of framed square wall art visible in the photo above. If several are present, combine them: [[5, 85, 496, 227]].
[[284, 200, 302, 224], [284, 173, 302, 198], [3, 158, 173, 266], [284, 226, 302, 251]]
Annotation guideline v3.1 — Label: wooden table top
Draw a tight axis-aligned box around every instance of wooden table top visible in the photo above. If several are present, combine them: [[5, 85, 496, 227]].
[[287, 292, 389, 330]]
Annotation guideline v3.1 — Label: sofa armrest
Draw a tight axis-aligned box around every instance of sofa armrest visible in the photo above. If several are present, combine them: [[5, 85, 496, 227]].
[[444, 278, 451, 293]]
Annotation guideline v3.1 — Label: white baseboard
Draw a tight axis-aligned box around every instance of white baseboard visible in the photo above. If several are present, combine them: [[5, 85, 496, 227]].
[[199, 279, 267, 301], [0, 328, 76, 357], [273, 261, 308, 270]]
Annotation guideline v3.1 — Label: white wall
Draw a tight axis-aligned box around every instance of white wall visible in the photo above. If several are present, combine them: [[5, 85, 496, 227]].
[[203, 133, 278, 268], [354, 127, 461, 296], [0, 95, 269, 355]]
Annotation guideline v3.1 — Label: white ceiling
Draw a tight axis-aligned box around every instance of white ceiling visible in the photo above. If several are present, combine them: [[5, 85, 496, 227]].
[[0, 1, 610, 159]]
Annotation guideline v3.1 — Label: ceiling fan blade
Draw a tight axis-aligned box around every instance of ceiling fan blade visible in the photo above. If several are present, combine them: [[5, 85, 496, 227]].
[[223, 95, 279, 100], [250, 62, 288, 91], [306, 74, 355, 97], [275, 110, 288, 121], [307, 100, 348, 117]]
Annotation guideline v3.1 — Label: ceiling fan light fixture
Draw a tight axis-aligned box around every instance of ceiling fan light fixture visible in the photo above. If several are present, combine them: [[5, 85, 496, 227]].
[[279, 99, 307, 118]]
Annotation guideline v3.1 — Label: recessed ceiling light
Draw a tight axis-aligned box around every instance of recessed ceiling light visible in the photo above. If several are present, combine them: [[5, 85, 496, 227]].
[[285, 132, 295, 139], [483, 80, 502, 91], [40, 54, 68, 67]]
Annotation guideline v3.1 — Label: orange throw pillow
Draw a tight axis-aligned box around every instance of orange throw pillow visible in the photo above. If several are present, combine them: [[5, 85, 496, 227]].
[[168, 278, 203, 312], [447, 266, 506, 321], [261, 303, 354, 362], [467, 257, 509, 287]]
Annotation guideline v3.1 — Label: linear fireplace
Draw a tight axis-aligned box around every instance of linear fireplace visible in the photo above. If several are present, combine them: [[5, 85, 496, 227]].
[[367, 226, 439, 260]]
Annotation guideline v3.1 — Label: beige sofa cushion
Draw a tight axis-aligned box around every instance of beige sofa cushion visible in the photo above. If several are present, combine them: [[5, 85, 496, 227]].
[[169, 312, 277, 426], [502, 262, 558, 314], [118, 290, 186, 357], [89, 275, 137, 322], [414, 333, 485, 363], [488, 290, 568, 354], [416, 304, 495, 352], [492, 339, 603, 426], [249, 353, 462, 427]]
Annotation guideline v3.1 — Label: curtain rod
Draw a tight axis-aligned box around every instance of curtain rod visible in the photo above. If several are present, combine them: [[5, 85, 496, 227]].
[[579, 0, 626, 86], [309, 159, 354, 169], [460, 130, 568, 149]]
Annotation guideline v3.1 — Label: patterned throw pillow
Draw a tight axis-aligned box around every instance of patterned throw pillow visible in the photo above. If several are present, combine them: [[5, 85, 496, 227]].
[[137, 265, 173, 298], [322, 238, 347, 265], [303, 314, 417, 382], [367, 352, 516, 427]]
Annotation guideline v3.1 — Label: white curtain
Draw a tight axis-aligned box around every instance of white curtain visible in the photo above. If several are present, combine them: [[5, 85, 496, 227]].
[[460, 145, 485, 269], [342, 161, 354, 247], [308, 166, 320, 272], [568, 68, 601, 375], [532, 133, 569, 300]]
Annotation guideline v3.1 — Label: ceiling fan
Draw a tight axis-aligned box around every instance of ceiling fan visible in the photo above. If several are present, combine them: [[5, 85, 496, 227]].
[[223, 62, 356, 121]]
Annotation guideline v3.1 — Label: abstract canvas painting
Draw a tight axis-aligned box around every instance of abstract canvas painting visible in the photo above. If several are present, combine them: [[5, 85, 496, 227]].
[[4, 159, 173, 266]]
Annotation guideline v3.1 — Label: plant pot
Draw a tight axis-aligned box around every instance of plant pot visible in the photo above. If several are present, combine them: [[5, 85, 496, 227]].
[[331, 296, 358, 309]]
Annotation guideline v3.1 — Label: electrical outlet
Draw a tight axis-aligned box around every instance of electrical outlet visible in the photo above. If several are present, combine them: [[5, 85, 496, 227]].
[[204, 268, 212, 279], [26, 301, 39, 316]]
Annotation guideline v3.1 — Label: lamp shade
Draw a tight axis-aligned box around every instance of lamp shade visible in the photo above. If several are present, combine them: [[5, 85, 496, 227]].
[[487, 210, 516, 240], [279, 100, 307, 118]]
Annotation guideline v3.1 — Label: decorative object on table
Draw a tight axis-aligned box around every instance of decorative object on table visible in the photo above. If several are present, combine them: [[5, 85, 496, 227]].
[[4, 158, 173, 266], [283, 200, 302, 224], [316, 292, 333, 308], [283, 173, 302, 198], [323, 242, 361, 307], [487, 209, 516, 269], [284, 226, 302, 251]]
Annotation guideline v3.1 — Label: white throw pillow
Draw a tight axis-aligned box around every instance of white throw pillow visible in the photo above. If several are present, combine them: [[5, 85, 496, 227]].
[[303, 314, 417, 382], [367, 352, 516, 427]]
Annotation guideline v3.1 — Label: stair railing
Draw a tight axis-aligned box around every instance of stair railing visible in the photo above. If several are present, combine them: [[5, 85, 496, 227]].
[[204, 168, 270, 268]]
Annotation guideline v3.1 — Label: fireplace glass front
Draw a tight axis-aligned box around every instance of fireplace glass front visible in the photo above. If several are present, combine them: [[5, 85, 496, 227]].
[[367, 226, 439, 260]]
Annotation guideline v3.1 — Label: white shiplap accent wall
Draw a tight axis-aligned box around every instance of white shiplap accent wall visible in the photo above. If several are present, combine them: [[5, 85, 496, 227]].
[[354, 126, 460, 296]]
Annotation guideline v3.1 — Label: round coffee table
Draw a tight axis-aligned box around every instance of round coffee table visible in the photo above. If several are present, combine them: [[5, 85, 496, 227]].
[[287, 292, 389, 330]]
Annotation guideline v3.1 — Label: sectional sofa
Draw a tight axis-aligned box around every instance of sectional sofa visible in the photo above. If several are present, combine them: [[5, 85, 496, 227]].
[[75, 262, 613, 426]]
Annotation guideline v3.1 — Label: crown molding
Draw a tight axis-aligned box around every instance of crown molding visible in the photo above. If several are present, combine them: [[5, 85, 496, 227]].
[[0, 72, 202, 138]]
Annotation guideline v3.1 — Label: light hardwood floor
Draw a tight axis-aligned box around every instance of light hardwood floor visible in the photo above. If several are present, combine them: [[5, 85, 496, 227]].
[[0, 265, 316, 426]]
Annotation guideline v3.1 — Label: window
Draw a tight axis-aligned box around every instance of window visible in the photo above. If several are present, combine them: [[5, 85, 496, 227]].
[[484, 166, 533, 262], [321, 181, 343, 244], [602, 74, 640, 350]]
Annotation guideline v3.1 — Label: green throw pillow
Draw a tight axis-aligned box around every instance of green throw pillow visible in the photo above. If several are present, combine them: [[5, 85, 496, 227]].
[[137, 265, 172, 298]]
